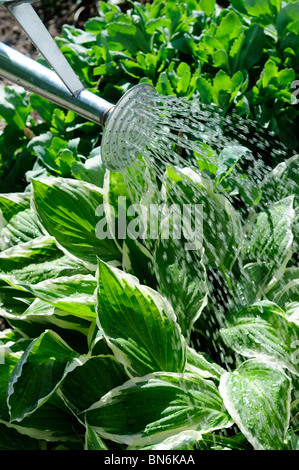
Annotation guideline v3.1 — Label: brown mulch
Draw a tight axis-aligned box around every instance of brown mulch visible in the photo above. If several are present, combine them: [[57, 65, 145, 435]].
[[0, 0, 99, 57]]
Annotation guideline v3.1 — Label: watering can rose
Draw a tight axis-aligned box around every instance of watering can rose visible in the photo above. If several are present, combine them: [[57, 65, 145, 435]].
[[95, 197, 203, 251]]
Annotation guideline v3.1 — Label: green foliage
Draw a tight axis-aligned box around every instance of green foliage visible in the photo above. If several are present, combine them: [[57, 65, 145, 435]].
[[1, 0, 299, 189]]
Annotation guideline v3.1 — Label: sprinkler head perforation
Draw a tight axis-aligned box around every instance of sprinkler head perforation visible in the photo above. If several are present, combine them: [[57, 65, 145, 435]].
[[101, 83, 157, 172]]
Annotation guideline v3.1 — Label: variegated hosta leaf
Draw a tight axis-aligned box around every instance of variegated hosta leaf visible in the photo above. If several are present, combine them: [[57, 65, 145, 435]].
[[1, 274, 97, 320], [1, 298, 91, 351], [220, 300, 299, 375], [130, 430, 203, 450], [0, 236, 59, 270], [0, 237, 91, 285], [266, 267, 299, 320], [0, 192, 30, 223], [163, 166, 243, 272], [0, 344, 81, 441], [0, 209, 43, 251], [0, 422, 41, 450], [241, 196, 295, 282], [84, 422, 109, 450], [59, 355, 127, 415], [155, 235, 208, 338], [97, 259, 186, 377], [7, 330, 83, 422], [219, 360, 292, 450], [84, 372, 233, 447], [259, 155, 298, 208], [185, 346, 225, 381], [31, 177, 121, 267], [234, 261, 269, 304]]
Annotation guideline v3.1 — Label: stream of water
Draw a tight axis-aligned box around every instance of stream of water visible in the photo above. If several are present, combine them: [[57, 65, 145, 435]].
[[114, 87, 298, 377]]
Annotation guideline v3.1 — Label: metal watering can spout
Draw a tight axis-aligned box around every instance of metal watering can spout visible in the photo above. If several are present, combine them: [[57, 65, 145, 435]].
[[0, 0, 156, 171]]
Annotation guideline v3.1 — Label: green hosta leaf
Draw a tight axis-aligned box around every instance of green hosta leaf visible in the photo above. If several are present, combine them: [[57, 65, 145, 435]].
[[0, 209, 43, 251], [260, 155, 298, 203], [164, 167, 242, 273], [59, 355, 127, 415], [7, 330, 81, 422], [31, 177, 121, 267], [0, 192, 30, 223], [266, 267, 299, 323], [185, 346, 225, 381], [155, 234, 208, 338], [2, 298, 91, 349], [96, 259, 186, 377], [1, 274, 97, 320], [220, 300, 299, 375], [0, 236, 59, 273], [132, 430, 203, 450], [84, 372, 232, 447], [219, 360, 292, 450], [84, 422, 109, 450], [241, 196, 295, 282], [0, 343, 82, 441], [0, 423, 41, 450]]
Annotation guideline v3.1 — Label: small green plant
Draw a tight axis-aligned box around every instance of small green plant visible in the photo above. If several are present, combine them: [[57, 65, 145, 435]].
[[1, 0, 299, 190]]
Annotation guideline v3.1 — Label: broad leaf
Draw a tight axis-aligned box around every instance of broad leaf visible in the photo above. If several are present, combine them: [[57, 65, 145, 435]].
[[0, 209, 43, 251], [155, 233, 208, 338], [219, 360, 292, 450], [31, 177, 121, 267], [0, 192, 30, 223], [59, 355, 127, 415], [2, 298, 91, 353], [84, 422, 109, 450], [132, 430, 203, 450], [0, 423, 41, 450], [7, 330, 81, 422], [0, 345, 81, 441], [1, 274, 97, 320], [220, 300, 299, 376], [241, 197, 295, 282], [185, 346, 225, 381], [164, 167, 243, 272], [84, 372, 232, 447], [259, 155, 299, 206], [97, 259, 186, 377]]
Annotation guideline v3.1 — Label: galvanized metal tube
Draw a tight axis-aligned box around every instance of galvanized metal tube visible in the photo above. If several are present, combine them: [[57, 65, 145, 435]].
[[0, 42, 114, 126]]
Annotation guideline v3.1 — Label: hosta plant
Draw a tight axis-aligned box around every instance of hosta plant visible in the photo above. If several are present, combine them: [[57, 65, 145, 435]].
[[0, 148, 298, 450]]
